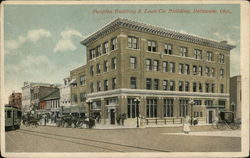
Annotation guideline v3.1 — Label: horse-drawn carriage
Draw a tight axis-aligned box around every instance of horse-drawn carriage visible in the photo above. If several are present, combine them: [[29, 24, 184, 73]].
[[212, 111, 241, 130], [57, 113, 93, 128], [22, 115, 39, 127]]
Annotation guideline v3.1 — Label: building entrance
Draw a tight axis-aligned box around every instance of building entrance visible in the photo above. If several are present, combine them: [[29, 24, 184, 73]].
[[110, 109, 115, 124], [208, 110, 213, 123]]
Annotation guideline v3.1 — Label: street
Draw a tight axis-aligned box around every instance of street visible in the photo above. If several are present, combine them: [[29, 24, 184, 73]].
[[5, 125, 241, 152]]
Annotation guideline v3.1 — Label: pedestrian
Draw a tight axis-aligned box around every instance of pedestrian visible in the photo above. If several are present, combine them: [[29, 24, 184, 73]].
[[183, 116, 190, 134]]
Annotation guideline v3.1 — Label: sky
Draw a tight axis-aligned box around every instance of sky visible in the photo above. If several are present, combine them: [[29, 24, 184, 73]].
[[3, 4, 240, 104]]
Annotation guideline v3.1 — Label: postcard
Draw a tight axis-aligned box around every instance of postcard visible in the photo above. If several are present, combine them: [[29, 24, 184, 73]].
[[1, 1, 249, 157]]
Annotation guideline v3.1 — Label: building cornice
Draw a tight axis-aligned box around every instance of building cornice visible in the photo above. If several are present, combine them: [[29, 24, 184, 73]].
[[81, 18, 236, 51], [87, 88, 229, 99]]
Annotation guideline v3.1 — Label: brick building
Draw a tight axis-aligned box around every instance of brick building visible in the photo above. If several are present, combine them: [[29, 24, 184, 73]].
[[230, 75, 241, 119], [8, 92, 22, 109], [71, 18, 235, 126]]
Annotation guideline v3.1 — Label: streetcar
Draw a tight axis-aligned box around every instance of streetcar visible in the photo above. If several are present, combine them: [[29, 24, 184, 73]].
[[5, 105, 22, 130]]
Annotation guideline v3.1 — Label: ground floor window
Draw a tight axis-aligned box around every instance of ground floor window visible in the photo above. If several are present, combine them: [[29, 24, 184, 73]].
[[179, 99, 189, 117], [127, 98, 139, 118], [164, 99, 174, 117], [105, 97, 118, 105], [147, 99, 157, 118]]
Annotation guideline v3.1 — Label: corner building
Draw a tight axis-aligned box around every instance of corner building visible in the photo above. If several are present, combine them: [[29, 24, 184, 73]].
[[80, 18, 235, 126]]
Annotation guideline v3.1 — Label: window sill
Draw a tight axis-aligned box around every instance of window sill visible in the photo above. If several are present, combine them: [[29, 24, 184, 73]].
[[126, 47, 141, 51]]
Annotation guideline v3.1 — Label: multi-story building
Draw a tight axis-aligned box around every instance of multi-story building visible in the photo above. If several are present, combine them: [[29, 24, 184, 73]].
[[8, 92, 22, 109], [21, 82, 52, 114], [39, 89, 60, 123], [230, 75, 241, 119], [77, 18, 235, 126], [59, 77, 72, 107], [69, 65, 87, 114]]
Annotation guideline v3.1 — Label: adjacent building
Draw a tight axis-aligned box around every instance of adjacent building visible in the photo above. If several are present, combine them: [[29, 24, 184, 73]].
[[230, 75, 241, 119], [21, 81, 60, 114], [71, 18, 235, 126], [59, 77, 71, 107], [8, 92, 22, 109]]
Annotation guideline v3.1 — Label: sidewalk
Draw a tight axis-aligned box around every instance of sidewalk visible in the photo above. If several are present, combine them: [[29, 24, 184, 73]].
[[161, 129, 241, 137]]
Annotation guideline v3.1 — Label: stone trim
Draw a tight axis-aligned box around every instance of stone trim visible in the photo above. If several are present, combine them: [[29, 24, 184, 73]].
[[86, 88, 229, 100], [81, 18, 235, 51]]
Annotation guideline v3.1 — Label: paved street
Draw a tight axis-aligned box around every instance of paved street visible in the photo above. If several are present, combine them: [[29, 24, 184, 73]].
[[5, 125, 241, 152]]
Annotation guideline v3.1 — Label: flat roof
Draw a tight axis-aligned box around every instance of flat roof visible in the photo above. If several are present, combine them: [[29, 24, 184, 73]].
[[81, 17, 235, 51]]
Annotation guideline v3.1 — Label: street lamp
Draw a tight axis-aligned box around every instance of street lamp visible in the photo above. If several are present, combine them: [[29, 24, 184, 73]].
[[86, 99, 93, 118], [189, 99, 194, 125], [134, 97, 141, 128]]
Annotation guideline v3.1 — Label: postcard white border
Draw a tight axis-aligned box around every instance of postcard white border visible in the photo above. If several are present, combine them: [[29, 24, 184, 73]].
[[1, 0, 249, 158]]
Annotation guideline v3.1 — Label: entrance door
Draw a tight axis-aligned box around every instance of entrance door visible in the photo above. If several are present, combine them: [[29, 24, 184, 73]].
[[110, 109, 115, 124], [208, 111, 213, 123]]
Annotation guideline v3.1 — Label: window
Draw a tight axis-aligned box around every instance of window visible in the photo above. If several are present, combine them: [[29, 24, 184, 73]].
[[104, 80, 108, 91], [111, 37, 117, 50], [179, 99, 189, 117], [146, 99, 157, 118], [180, 47, 188, 57], [170, 80, 175, 91], [96, 63, 101, 74], [104, 60, 108, 72], [185, 81, 189, 91], [179, 63, 184, 74], [164, 44, 172, 54], [80, 93, 86, 102], [194, 49, 202, 59], [220, 84, 224, 93], [103, 41, 109, 54], [178, 81, 183, 91], [184, 64, 190, 74], [154, 79, 159, 90], [97, 81, 101, 91], [193, 82, 197, 92], [89, 49, 95, 60], [127, 98, 139, 118], [7, 111, 11, 118], [128, 36, 138, 49], [211, 83, 215, 93], [163, 80, 168, 90], [72, 94, 78, 103], [80, 75, 86, 85], [96, 45, 102, 57], [148, 40, 156, 52], [163, 61, 168, 72], [193, 65, 197, 75], [205, 83, 209, 93], [219, 54, 225, 63], [90, 83, 94, 93], [194, 100, 202, 106], [205, 100, 213, 106], [170, 62, 175, 73], [195, 83, 201, 93], [146, 78, 152, 90], [198, 66, 203, 76], [130, 57, 136, 69], [90, 65, 94, 76], [207, 51, 213, 61], [205, 67, 210, 76], [220, 69, 224, 78], [112, 78, 117, 89], [219, 100, 226, 107], [211, 68, 215, 77], [164, 99, 173, 117], [153, 60, 159, 71], [145, 59, 152, 71], [130, 77, 137, 89], [111, 57, 117, 70]]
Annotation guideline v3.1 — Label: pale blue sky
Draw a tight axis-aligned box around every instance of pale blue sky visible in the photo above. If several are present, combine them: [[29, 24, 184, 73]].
[[3, 4, 240, 103]]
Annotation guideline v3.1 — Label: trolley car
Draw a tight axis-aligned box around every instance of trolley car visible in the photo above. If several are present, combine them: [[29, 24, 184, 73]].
[[5, 106, 22, 130]]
